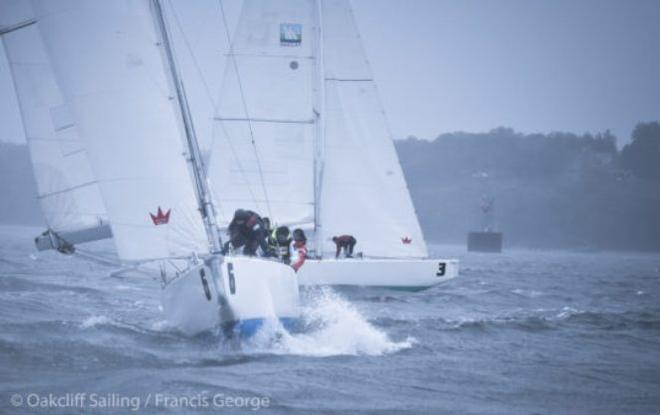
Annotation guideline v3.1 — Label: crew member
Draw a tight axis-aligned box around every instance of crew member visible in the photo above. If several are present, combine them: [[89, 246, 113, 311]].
[[268, 225, 293, 264], [223, 209, 268, 256], [261, 217, 274, 257], [290, 228, 308, 272], [332, 234, 356, 258], [222, 223, 245, 254]]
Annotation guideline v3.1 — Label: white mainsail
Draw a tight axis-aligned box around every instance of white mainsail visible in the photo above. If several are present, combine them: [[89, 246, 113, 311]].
[[209, 0, 427, 258], [31, 0, 208, 262], [318, 0, 427, 258], [207, 0, 317, 228], [0, 3, 108, 242]]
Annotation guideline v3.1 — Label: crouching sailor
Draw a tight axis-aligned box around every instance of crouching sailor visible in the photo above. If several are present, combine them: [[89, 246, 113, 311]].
[[332, 234, 357, 258], [290, 228, 307, 272], [222, 209, 269, 256]]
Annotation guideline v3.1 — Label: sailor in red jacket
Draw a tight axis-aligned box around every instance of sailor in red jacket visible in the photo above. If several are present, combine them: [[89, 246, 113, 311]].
[[290, 228, 308, 272], [332, 234, 356, 258]]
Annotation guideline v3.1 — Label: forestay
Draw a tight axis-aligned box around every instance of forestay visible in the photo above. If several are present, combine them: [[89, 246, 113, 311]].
[[319, 0, 427, 258], [0, 2, 107, 236], [208, 0, 317, 228], [32, 0, 208, 261]]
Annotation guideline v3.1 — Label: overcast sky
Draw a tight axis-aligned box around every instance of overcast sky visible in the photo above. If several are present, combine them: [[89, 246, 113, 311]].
[[1, 0, 659, 146]]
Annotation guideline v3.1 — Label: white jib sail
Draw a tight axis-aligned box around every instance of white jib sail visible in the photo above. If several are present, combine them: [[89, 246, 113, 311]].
[[1, 2, 107, 235], [207, 0, 317, 228], [31, 0, 208, 262], [319, 0, 427, 258]]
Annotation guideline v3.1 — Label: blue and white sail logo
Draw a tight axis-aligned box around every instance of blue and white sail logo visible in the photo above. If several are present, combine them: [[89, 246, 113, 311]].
[[280, 23, 302, 46]]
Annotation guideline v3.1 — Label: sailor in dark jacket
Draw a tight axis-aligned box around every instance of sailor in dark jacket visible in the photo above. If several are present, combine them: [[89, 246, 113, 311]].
[[332, 234, 357, 258], [223, 209, 269, 256]]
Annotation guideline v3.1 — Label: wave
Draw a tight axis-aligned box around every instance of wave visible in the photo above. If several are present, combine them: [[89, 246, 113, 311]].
[[81, 315, 111, 328], [560, 309, 660, 330], [242, 287, 415, 357], [511, 288, 544, 298], [357, 295, 410, 304], [432, 306, 660, 332]]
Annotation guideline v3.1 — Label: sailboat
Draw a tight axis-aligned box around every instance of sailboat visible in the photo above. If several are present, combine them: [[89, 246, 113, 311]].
[[0, 4, 110, 255], [1, 0, 299, 336], [207, 0, 458, 289]]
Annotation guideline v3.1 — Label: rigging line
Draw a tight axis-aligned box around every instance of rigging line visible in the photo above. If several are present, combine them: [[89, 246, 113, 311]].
[[37, 181, 98, 199], [163, 0, 231, 223], [74, 248, 122, 268], [210, 112, 260, 223], [209, 110, 261, 222], [165, 0, 216, 109], [167, 259, 184, 274], [211, 107, 257, 222], [166, 0, 259, 222], [217, 0, 273, 219], [0, 19, 36, 36]]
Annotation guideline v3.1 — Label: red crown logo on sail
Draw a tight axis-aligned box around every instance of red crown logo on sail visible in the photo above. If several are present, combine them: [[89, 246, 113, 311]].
[[150, 206, 171, 225], [401, 236, 412, 244]]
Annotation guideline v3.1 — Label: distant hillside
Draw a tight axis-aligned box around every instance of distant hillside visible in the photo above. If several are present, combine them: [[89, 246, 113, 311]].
[[0, 142, 42, 226], [2, 124, 659, 251], [396, 125, 660, 251]]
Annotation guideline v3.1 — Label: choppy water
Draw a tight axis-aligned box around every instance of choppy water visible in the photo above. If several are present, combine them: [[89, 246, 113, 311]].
[[1, 225, 659, 414]]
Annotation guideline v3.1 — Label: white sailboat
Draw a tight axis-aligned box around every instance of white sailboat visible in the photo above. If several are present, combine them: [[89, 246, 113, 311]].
[[2, 0, 300, 336], [0, 3, 111, 254], [208, 0, 458, 289]]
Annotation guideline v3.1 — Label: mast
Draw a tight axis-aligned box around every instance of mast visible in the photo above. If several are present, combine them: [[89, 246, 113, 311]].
[[151, 0, 222, 254], [313, 0, 327, 258]]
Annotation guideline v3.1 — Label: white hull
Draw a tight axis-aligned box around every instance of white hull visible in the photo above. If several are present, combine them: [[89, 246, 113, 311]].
[[297, 258, 458, 289], [161, 256, 299, 336]]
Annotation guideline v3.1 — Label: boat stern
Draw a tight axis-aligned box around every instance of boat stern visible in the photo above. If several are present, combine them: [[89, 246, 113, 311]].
[[297, 257, 459, 289]]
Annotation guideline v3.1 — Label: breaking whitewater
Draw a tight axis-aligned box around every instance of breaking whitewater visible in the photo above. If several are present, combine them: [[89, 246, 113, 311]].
[[1, 225, 659, 414]]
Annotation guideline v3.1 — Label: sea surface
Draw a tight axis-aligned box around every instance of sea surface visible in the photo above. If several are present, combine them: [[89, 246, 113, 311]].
[[0, 225, 659, 414]]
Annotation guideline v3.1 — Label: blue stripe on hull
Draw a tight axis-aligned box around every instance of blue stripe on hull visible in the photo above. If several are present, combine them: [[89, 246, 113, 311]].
[[231, 317, 298, 338]]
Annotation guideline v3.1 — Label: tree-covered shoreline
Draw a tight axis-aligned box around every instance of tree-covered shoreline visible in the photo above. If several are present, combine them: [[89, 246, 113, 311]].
[[396, 122, 660, 251], [1, 122, 659, 251]]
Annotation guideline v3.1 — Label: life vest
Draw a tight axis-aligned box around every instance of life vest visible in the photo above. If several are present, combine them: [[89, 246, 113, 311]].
[[291, 241, 307, 272], [267, 228, 279, 250], [267, 226, 292, 262]]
